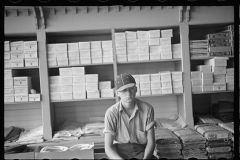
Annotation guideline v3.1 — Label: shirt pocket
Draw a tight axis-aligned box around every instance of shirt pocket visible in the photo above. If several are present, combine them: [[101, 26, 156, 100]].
[[136, 130, 147, 144]]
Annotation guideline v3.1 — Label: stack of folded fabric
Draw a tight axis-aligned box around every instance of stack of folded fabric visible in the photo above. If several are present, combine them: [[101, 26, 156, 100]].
[[154, 128, 183, 159], [80, 122, 105, 141], [195, 123, 233, 159], [194, 114, 223, 125], [5, 126, 25, 144], [173, 128, 208, 159]]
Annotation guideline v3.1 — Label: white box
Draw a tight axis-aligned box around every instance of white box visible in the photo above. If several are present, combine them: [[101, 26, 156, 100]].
[[4, 52, 10, 60], [127, 54, 139, 62], [161, 80, 172, 88], [100, 89, 114, 98], [226, 68, 234, 76], [173, 51, 182, 59], [160, 37, 171, 45], [191, 71, 202, 79], [79, 42, 90, 49], [47, 51, 57, 59], [137, 31, 149, 39], [85, 74, 98, 83], [55, 43, 67, 51], [140, 89, 151, 96], [202, 78, 213, 86], [125, 31, 137, 40], [67, 43, 79, 51], [150, 53, 161, 60], [14, 77, 31, 86], [72, 67, 85, 76], [29, 94, 41, 101], [135, 83, 140, 89], [127, 47, 138, 55], [73, 84, 86, 92], [50, 93, 60, 101], [4, 41, 10, 51], [4, 88, 14, 95], [138, 46, 149, 54], [59, 68, 72, 76], [15, 94, 28, 102], [226, 76, 234, 83], [161, 29, 173, 38], [137, 39, 149, 46], [49, 76, 60, 84], [115, 32, 126, 40], [127, 40, 138, 47], [172, 44, 182, 52], [68, 50, 79, 58], [87, 90, 100, 99], [149, 38, 160, 46], [161, 52, 172, 59], [214, 75, 226, 83], [4, 78, 14, 88], [10, 41, 24, 51], [226, 83, 234, 91], [79, 50, 91, 57], [149, 46, 161, 53], [102, 41, 112, 49], [161, 87, 173, 94], [4, 95, 14, 102], [23, 41, 38, 51], [173, 86, 183, 94], [47, 44, 56, 51], [151, 88, 161, 95], [204, 58, 227, 66], [10, 59, 24, 68], [91, 49, 102, 57], [138, 54, 149, 61], [192, 86, 202, 93], [197, 65, 212, 73], [150, 81, 161, 88], [117, 54, 127, 62], [14, 85, 32, 95], [140, 82, 151, 89], [57, 58, 68, 66], [90, 41, 101, 49], [160, 45, 172, 52], [60, 85, 73, 93], [115, 40, 126, 48], [80, 57, 91, 64], [160, 71, 172, 81], [99, 81, 111, 90], [92, 56, 103, 64], [11, 51, 24, 59], [139, 74, 150, 82], [151, 73, 160, 81], [191, 79, 202, 86], [202, 73, 213, 79], [213, 83, 226, 91], [102, 48, 113, 56], [24, 50, 38, 58], [172, 79, 182, 87], [136, 90, 140, 96], [212, 66, 226, 75], [4, 69, 17, 79], [56, 51, 68, 59], [202, 85, 213, 92], [69, 58, 80, 65], [50, 84, 60, 92], [171, 72, 182, 80], [148, 30, 160, 38], [103, 56, 113, 63], [73, 91, 86, 99], [86, 83, 98, 91], [60, 92, 73, 100], [132, 75, 140, 83], [116, 47, 127, 55], [60, 76, 72, 85], [25, 58, 38, 67]]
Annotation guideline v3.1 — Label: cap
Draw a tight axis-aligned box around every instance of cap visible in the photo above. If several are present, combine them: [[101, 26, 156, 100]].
[[116, 73, 136, 92]]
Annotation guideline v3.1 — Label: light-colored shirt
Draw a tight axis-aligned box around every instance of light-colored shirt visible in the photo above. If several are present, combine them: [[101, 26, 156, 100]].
[[103, 98, 154, 144]]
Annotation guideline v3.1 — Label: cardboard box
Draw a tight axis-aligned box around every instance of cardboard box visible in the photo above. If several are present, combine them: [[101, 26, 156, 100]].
[[150, 73, 160, 81], [160, 71, 172, 81], [172, 44, 181, 52], [226, 83, 234, 91], [14, 85, 32, 95], [171, 71, 182, 80], [161, 52, 172, 59], [4, 88, 14, 95], [73, 84, 86, 92], [160, 37, 171, 45], [161, 29, 173, 38], [135, 83, 140, 89], [60, 85, 73, 92], [60, 92, 73, 100], [14, 77, 32, 86], [116, 47, 127, 55], [191, 71, 202, 79], [91, 49, 102, 57], [49, 76, 60, 84], [56, 51, 68, 59], [115, 32, 126, 40], [102, 48, 113, 56], [4, 78, 14, 88], [117, 54, 127, 62], [10, 41, 24, 51], [23, 41, 38, 50], [103, 56, 113, 63], [24, 50, 38, 58], [127, 54, 139, 62], [204, 58, 228, 66], [127, 40, 138, 47], [197, 65, 212, 73], [47, 52, 57, 59], [149, 38, 160, 46], [202, 85, 213, 92], [132, 75, 140, 83], [79, 42, 90, 49], [85, 74, 98, 83], [160, 45, 172, 52], [86, 83, 98, 91], [139, 74, 150, 82], [173, 51, 182, 59], [213, 83, 226, 91], [29, 94, 41, 101], [202, 78, 213, 86], [87, 90, 100, 98], [150, 81, 161, 88], [140, 89, 151, 96], [99, 81, 111, 90], [15, 94, 28, 102], [127, 47, 138, 55], [137, 31, 149, 39], [72, 67, 85, 76], [148, 30, 160, 38], [125, 31, 137, 40], [50, 92, 60, 101], [138, 46, 149, 54], [79, 50, 91, 57], [60, 76, 72, 85], [140, 82, 151, 89], [149, 46, 161, 53], [173, 86, 183, 94], [57, 58, 69, 66], [90, 41, 102, 49], [115, 40, 126, 48], [55, 43, 67, 51], [192, 86, 202, 93], [212, 66, 226, 75], [137, 39, 149, 46], [100, 89, 114, 98], [151, 88, 161, 95], [4, 95, 14, 103], [59, 68, 72, 76], [50, 84, 60, 92], [191, 79, 202, 86], [202, 73, 213, 79], [92, 56, 103, 64], [150, 53, 161, 60], [172, 79, 182, 87], [47, 44, 56, 51], [226, 68, 234, 76], [161, 80, 172, 88], [161, 87, 172, 94], [69, 58, 80, 65], [68, 50, 79, 58], [73, 91, 86, 99], [67, 42, 79, 51], [11, 51, 24, 59], [80, 57, 91, 64], [4, 69, 17, 79], [4, 52, 10, 59], [226, 76, 234, 83], [4, 41, 10, 51], [213, 75, 226, 83], [102, 41, 112, 48], [136, 90, 140, 96], [10, 59, 24, 67], [25, 58, 39, 67]]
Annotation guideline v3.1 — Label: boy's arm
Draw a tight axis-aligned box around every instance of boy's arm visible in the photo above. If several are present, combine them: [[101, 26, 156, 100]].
[[105, 132, 123, 160], [143, 127, 155, 160]]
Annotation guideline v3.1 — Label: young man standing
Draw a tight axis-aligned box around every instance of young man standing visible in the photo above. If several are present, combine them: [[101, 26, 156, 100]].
[[103, 73, 156, 159]]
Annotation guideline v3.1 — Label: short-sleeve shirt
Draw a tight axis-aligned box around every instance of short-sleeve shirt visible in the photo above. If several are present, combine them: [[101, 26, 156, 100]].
[[103, 98, 154, 144]]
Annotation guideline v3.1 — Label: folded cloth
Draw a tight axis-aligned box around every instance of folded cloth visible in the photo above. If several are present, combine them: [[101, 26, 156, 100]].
[[4, 144, 27, 154], [156, 151, 181, 157], [156, 143, 182, 150], [206, 146, 232, 153], [207, 138, 233, 147], [184, 155, 208, 159], [218, 122, 234, 133], [154, 128, 180, 144], [179, 134, 207, 144], [182, 143, 206, 149], [155, 148, 180, 153], [159, 155, 184, 159], [16, 125, 43, 143], [182, 148, 207, 156], [208, 152, 232, 159], [173, 128, 198, 136], [4, 126, 25, 142], [194, 114, 223, 124]]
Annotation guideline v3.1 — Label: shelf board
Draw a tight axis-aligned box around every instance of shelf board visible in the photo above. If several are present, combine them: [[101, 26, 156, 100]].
[[4, 101, 41, 105], [191, 56, 234, 60], [51, 97, 116, 103], [136, 93, 183, 98], [49, 63, 113, 68], [4, 66, 39, 69], [193, 90, 234, 94], [118, 59, 181, 64]]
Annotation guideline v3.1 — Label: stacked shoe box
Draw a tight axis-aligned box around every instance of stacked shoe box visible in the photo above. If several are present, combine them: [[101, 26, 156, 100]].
[[173, 128, 207, 159], [195, 123, 233, 159], [154, 128, 183, 159], [189, 39, 209, 59]]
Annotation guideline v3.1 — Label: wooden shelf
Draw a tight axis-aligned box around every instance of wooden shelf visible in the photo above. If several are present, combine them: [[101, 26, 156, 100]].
[[49, 63, 113, 68], [4, 101, 41, 105], [136, 93, 183, 98], [4, 66, 39, 69], [118, 59, 181, 64], [192, 90, 234, 94], [191, 56, 234, 60], [51, 97, 116, 103]]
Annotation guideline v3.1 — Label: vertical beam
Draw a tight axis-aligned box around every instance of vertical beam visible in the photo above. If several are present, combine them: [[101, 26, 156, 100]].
[[180, 23, 194, 128], [37, 29, 53, 140]]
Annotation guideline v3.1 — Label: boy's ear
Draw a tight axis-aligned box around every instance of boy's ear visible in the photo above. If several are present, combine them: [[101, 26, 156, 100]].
[[115, 90, 119, 96]]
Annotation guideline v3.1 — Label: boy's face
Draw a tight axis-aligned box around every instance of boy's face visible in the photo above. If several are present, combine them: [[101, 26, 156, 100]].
[[116, 85, 137, 103]]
